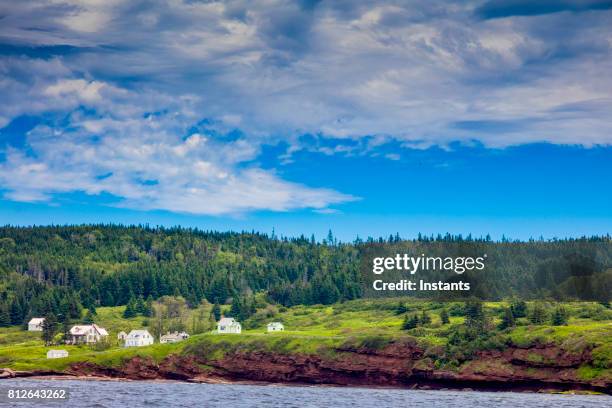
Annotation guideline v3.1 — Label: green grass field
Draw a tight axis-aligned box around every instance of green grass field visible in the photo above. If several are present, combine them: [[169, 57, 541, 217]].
[[0, 298, 610, 380]]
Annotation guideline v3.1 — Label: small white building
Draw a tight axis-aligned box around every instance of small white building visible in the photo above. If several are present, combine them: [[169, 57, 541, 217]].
[[267, 322, 284, 332], [28, 318, 45, 331], [68, 324, 109, 345], [124, 329, 154, 347], [217, 317, 241, 334], [160, 331, 189, 344], [47, 349, 68, 359]]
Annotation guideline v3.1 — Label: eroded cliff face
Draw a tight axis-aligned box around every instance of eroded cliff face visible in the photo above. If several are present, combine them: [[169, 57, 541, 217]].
[[185, 342, 609, 393], [1, 342, 609, 394], [76, 342, 612, 393]]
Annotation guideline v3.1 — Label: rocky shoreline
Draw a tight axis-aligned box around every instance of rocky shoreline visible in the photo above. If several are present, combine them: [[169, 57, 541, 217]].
[[1, 342, 610, 395]]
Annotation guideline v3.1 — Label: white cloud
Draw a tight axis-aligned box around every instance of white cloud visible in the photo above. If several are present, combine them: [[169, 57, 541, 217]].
[[44, 79, 106, 102], [0, 1, 611, 213], [0, 78, 356, 214], [2, 1, 610, 147]]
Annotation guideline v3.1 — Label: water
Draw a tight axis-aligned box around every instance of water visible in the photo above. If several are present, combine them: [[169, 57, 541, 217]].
[[0, 379, 609, 408]]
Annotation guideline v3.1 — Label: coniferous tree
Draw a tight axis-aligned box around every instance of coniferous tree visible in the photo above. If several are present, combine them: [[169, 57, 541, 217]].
[[230, 296, 242, 319], [22, 312, 32, 331], [311, 275, 340, 305], [101, 291, 115, 307], [551, 306, 568, 326], [420, 310, 432, 325], [402, 314, 419, 330], [62, 318, 72, 343], [83, 309, 95, 324], [247, 297, 256, 318], [143, 296, 154, 317], [42, 313, 58, 345], [529, 303, 548, 325], [465, 300, 486, 331], [10, 301, 23, 325], [123, 298, 137, 318], [0, 305, 10, 327], [498, 307, 515, 330], [135, 295, 146, 315], [68, 294, 82, 319], [440, 309, 450, 325], [212, 303, 221, 321], [510, 300, 527, 318], [395, 302, 407, 315]]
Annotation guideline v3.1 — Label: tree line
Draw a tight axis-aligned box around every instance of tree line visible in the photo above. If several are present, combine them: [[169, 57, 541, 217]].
[[0, 225, 609, 326]]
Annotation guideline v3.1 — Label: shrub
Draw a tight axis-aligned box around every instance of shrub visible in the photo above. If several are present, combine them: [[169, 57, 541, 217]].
[[394, 302, 408, 315], [448, 303, 465, 317], [591, 345, 612, 369], [90, 338, 111, 351], [402, 314, 419, 330], [360, 335, 392, 350]]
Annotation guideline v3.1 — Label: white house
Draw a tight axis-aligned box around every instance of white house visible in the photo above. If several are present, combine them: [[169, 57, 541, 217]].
[[160, 331, 189, 344], [28, 318, 45, 331], [217, 317, 241, 334], [124, 330, 154, 347], [47, 349, 68, 359], [68, 324, 109, 344], [267, 322, 284, 332]]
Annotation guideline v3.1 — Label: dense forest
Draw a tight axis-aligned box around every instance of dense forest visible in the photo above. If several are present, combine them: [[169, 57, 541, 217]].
[[0, 225, 610, 327]]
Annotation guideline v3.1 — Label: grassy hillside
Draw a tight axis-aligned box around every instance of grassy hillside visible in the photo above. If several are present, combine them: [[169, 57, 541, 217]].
[[0, 298, 609, 383]]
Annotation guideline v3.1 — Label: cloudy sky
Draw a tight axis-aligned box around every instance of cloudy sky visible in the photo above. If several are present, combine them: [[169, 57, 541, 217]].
[[0, 0, 611, 239]]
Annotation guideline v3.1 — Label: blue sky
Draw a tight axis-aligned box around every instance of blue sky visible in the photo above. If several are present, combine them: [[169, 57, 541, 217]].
[[0, 1, 611, 240]]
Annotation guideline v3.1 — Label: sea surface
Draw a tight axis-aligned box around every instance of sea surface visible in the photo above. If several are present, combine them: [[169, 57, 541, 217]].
[[0, 379, 609, 408]]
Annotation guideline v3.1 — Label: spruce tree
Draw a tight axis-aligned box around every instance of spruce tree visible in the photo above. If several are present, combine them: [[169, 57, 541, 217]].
[[10, 301, 23, 325], [510, 300, 527, 318], [440, 309, 450, 325], [42, 313, 58, 345], [529, 303, 547, 325], [143, 296, 154, 317], [212, 303, 221, 321], [465, 300, 485, 330], [395, 302, 407, 315], [420, 310, 432, 325], [230, 296, 243, 320], [135, 295, 146, 315], [498, 307, 515, 330], [123, 298, 137, 318], [83, 309, 95, 324], [62, 318, 72, 343], [68, 294, 82, 319], [0, 305, 11, 327], [402, 314, 419, 330], [551, 306, 568, 326]]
